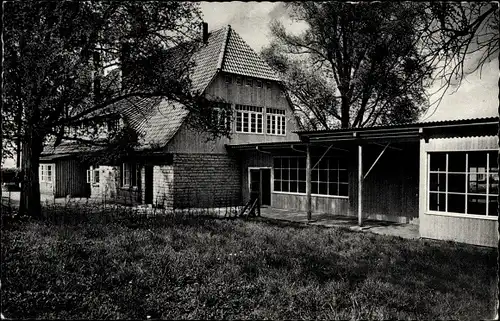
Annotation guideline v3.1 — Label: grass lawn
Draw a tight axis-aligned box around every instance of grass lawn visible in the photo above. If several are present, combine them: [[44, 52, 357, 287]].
[[1, 209, 497, 320]]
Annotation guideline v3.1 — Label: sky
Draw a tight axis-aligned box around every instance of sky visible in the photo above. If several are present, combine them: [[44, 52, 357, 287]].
[[200, 1, 498, 122]]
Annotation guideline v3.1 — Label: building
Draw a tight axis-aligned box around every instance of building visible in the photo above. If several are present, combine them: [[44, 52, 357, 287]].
[[39, 25, 498, 247]]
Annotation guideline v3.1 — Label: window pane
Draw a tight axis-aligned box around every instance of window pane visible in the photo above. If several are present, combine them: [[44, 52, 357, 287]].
[[429, 173, 446, 192], [488, 199, 498, 216], [430, 153, 446, 172], [339, 183, 348, 196], [339, 170, 348, 183], [289, 158, 297, 169], [290, 169, 298, 180], [467, 195, 486, 215], [250, 113, 256, 132], [266, 115, 271, 134], [236, 112, 242, 132], [257, 114, 263, 133], [282, 180, 289, 192], [281, 117, 286, 134], [489, 173, 499, 194], [448, 153, 466, 172], [448, 174, 465, 193], [274, 168, 281, 180], [468, 152, 487, 173], [328, 170, 339, 183], [274, 180, 281, 192], [273, 158, 280, 169], [243, 113, 248, 132], [312, 182, 318, 194], [429, 192, 446, 211], [318, 170, 328, 182], [489, 152, 498, 172], [312, 169, 318, 181], [290, 181, 297, 193], [328, 183, 338, 196], [298, 169, 306, 181], [298, 158, 306, 169], [448, 193, 465, 214], [469, 173, 488, 194], [282, 169, 289, 180], [318, 182, 327, 195], [282, 158, 289, 168], [298, 182, 306, 193]]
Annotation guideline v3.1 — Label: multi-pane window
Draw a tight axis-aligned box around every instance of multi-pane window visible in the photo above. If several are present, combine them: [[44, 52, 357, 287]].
[[236, 77, 242, 86], [256, 80, 263, 88], [246, 78, 253, 87], [225, 75, 232, 84], [40, 164, 53, 183], [235, 105, 263, 134], [311, 156, 348, 196], [428, 151, 498, 216], [273, 156, 348, 197], [266, 108, 286, 135], [211, 103, 232, 132], [122, 163, 139, 187]]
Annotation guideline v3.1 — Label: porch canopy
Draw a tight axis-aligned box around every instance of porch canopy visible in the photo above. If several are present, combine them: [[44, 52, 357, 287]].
[[227, 117, 498, 225]]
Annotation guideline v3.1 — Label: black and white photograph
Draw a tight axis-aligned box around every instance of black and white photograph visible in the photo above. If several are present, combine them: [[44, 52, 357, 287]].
[[1, 1, 498, 319]]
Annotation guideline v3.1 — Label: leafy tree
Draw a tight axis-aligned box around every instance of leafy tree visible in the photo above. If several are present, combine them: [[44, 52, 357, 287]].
[[263, 2, 498, 129], [3, 1, 205, 217]]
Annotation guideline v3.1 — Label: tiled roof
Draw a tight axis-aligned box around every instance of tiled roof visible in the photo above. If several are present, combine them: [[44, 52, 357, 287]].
[[42, 25, 280, 156], [222, 27, 280, 81], [137, 99, 189, 149], [190, 25, 280, 92], [190, 27, 229, 93]]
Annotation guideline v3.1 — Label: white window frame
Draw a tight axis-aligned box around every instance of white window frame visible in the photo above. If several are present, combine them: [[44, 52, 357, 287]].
[[272, 156, 349, 198], [235, 105, 263, 134], [266, 108, 286, 136], [40, 164, 54, 183], [426, 150, 498, 219], [122, 162, 139, 188], [87, 167, 100, 185]]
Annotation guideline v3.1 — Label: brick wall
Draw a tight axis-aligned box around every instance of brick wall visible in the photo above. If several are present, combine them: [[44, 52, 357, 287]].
[[152, 165, 174, 208], [173, 153, 241, 208]]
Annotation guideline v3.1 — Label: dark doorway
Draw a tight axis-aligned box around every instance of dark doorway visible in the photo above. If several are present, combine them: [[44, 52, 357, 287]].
[[144, 165, 153, 204], [249, 168, 271, 207]]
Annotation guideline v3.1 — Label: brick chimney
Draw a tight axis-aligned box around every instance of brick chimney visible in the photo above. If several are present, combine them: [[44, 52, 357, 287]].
[[202, 22, 209, 44]]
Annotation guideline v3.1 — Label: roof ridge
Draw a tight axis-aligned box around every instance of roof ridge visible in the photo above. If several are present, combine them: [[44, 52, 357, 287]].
[[217, 25, 231, 70]]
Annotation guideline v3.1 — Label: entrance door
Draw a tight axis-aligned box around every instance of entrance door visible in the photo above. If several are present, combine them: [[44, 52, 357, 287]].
[[249, 168, 271, 207], [144, 165, 153, 204]]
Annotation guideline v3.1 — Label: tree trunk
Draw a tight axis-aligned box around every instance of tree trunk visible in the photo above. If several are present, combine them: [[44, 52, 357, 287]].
[[340, 96, 350, 128], [19, 133, 43, 217]]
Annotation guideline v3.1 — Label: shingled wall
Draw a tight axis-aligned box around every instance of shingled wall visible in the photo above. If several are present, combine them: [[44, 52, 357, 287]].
[[173, 153, 241, 208]]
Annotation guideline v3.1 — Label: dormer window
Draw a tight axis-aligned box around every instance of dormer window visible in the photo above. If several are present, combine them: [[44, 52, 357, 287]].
[[236, 77, 242, 86], [246, 78, 253, 87], [256, 80, 263, 88]]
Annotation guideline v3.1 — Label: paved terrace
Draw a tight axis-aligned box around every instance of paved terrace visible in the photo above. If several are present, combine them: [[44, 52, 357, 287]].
[[260, 207, 420, 240]]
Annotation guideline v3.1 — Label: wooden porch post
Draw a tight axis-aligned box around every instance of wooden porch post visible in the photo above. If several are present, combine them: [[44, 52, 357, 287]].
[[358, 144, 363, 226], [306, 144, 312, 221]]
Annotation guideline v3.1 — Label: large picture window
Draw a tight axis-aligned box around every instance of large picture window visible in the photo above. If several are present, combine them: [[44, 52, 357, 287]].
[[40, 164, 53, 183], [273, 156, 348, 197], [428, 151, 498, 217], [266, 108, 286, 135], [235, 105, 263, 134]]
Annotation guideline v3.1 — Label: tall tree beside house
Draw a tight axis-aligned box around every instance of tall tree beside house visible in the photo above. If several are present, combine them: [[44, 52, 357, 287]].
[[2, 1, 206, 217], [262, 2, 498, 130]]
